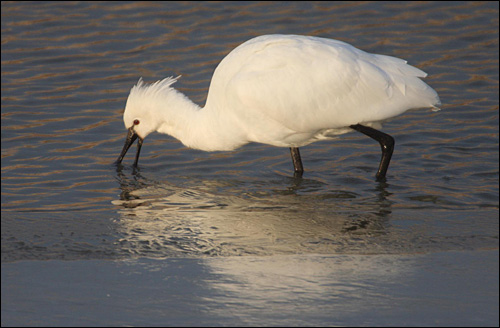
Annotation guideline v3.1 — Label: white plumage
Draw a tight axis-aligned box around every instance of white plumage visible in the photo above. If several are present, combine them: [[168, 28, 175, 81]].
[[116, 34, 440, 179]]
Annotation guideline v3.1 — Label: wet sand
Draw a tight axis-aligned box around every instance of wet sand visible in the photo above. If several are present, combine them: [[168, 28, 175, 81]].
[[2, 250, 498, 326]]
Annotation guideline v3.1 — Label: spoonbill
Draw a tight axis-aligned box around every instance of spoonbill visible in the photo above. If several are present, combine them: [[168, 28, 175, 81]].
[[115, 34, 440, 180]]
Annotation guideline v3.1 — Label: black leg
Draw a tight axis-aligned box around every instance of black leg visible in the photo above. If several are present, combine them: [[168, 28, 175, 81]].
[[290, 147, 304, 177], [350, 124, 395, 180]]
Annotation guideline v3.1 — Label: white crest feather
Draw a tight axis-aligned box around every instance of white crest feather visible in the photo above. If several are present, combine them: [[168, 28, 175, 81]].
[[129, 76, 182, 101]]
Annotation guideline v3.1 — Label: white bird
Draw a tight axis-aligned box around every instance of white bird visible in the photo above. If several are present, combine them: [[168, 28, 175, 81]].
[[115, 34, 440, 180]]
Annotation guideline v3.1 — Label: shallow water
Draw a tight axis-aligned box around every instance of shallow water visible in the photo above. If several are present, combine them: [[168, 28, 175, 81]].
[[1, 1, 499, 326]]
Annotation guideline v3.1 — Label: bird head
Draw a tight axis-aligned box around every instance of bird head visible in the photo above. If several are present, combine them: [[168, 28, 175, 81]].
[[114, 76, 180, 166]]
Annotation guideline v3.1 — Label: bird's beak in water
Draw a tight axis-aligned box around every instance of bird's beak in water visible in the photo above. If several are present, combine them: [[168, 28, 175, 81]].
[[115, 127, 143, 167]]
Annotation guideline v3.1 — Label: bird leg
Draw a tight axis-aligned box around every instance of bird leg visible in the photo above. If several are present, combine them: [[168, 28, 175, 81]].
[[350, 124, 395, 180], [290, 147, 304, 177]]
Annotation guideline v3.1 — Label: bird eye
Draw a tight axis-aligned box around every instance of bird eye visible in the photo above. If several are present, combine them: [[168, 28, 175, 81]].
[[133, 119, 140, 125]]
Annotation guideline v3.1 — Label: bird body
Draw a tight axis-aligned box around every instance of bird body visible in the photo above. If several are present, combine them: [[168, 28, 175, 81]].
[[117, 34, 440, 179]]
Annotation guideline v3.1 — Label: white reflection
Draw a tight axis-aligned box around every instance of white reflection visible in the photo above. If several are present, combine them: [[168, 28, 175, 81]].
[[201, 253, 413, 325], [112, 175, 394, 257]]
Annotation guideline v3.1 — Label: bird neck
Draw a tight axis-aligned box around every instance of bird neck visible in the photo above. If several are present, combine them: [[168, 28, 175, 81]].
[[156, 88, 247, 151]]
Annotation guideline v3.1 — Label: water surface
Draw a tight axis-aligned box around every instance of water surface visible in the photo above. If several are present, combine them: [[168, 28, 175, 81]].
[[1, 1, 499, 326]]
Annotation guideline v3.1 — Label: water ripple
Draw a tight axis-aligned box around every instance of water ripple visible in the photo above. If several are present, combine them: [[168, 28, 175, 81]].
[[1, 1, 498, 261]]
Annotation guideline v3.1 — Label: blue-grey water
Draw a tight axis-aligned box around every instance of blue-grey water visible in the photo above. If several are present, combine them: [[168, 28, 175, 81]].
[[2, 1, 499, 326]]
